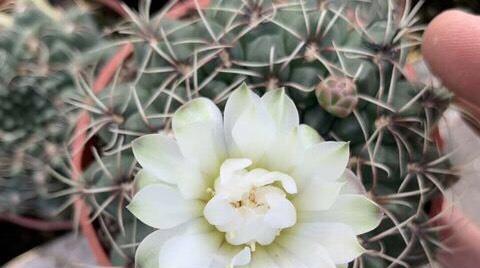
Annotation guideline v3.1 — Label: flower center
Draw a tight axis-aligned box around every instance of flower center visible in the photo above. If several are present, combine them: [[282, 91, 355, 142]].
[[203, 159, 297, 247]]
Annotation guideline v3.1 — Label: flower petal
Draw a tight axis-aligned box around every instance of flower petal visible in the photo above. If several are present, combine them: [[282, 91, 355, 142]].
[[264, 192, 297, 229], [158, 231, 223, 268], [276, 234, 336, 268], [209, 243, 241, 268], [231, 95, 275, 162], [298, 194, 382, 234], [249, 246, 279, 268], [135, 230, 163, 268], [231, 247, 252, 267], [134, 169, 167, 191], [132, 134, 206, 199], [339, 169, 367, 195], [203, 195, 241, 229], [135, 220, 201, 268], [262, 124, 322, 173], [224, 83, 259, 156], [224, 83, 276, 161], [296, 124, 323, 148], [261, 88, 299, 133], [209, 243, 254, 268], [173, 98, 226, 177], [255, 171, 297, 194], [266, 243, 309, 268], [292, 141, 349, 188], [261, 130, 297, 172], [132, 134, 181, 185], [127, 184, 204, 229], [290, 222, 365, 264], [293, 181, 344, 211], [219, 158, 252, 185], [226, 214, 279, 246]]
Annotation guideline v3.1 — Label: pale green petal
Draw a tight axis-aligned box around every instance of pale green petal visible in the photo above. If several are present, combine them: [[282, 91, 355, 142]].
[[292, 141, 349, 188], [132, 134, 181, 185], [231, 95, 276, 162], [290, 222, 365, 264], [261, 88, 299, 133], [173, 98, 226, 177], [339, 169, 366, 195], [262, 124, 322, 173], [249, 246, 279, 268], [177, 174, 210, 200], [132, 134, 210, 199], [134, 169, 168, 191], [209, 243, 245, 268], [224, 83, 277, 161], [276, 234, 336, 268], [298, 194, 383, 234], [132, 134, 200, 183], [224, 83, 259, 156], [289, 124, 324, 169], [266, 244, 309, 268], [182, 218, 216, 234], [158, 231, 223, 268], [127, 184, 204, 229], [293, 181, 344, 211], [261, 129, 298, 172], [135, 230, 163, 268], [296, 124, 323, 148], [135, 220, 202, 268], [231, 247, 251, 267]]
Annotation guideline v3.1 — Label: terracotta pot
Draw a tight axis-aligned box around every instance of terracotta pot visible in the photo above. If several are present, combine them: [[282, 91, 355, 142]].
[[71, 43, 134, 266], [0, 213, 71, 232], [70, 0, 210, 265]]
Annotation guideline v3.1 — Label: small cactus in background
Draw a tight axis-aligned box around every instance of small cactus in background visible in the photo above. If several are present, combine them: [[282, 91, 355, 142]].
[[69, 0, 457, 266], [0, 1, 101, 218]]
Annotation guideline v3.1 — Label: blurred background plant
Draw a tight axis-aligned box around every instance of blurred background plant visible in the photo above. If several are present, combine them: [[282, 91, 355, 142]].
[[0, 0, 102, 219]]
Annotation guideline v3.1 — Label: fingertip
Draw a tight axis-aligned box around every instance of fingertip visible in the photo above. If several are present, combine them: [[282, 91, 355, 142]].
[[422, 10, 480, 106], [423, 10, 463, 56], [423, 10, 476, 67]]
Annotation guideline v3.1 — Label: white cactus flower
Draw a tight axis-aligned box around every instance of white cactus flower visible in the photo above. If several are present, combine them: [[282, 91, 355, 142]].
[[128, 83, 382, 268]]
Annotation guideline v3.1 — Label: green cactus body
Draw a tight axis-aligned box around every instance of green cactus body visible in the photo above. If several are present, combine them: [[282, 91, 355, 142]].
[[0, 4, 101, 218], [75, 0, 456, 266]]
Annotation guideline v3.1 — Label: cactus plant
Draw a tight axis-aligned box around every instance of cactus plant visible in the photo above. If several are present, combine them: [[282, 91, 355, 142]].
[[71, 0, 457, 266], [0, 1, 102, 219]]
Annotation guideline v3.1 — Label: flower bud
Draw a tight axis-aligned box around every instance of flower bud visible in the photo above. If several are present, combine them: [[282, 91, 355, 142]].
[[316, 76, 358, 118]]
